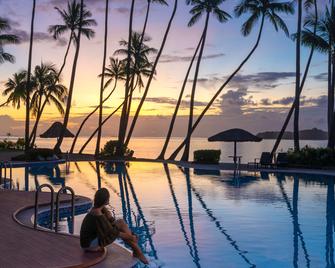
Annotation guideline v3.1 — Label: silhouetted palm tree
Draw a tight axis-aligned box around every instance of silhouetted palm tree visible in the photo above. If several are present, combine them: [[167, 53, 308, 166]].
[[141, 0, 168, 43], [0, 17, 19, 64], [54, 0, 86, 153], [169, 0, 294, 160], [25, 0, 36, 152], [29, 63, 68, 146], [95, 0, 110, 156], [271, 0, 318, 156], [48, 0, 97, 77], [3, 72, 27, 109], [181, 0, 231, 161], [117, 0, 136, 156], [123, 0, 178, 148], [293, 0, 303, 151], [299, 5, 335, 147], [70, 57, 126, 153], [157, 35, 203, 160], [114, 32, 157, 124]]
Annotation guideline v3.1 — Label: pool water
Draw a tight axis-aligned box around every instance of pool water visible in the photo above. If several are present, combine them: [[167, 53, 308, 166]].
[[7, 161, 335, 268]]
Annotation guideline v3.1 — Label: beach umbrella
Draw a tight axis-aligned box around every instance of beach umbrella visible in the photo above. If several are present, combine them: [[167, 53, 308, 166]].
[[40, 122, 74, 140], [208, 128, 262, 164]]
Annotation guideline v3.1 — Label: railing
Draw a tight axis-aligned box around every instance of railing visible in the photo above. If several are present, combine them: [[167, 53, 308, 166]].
[[0, 161, 13, 189], [55, 186, 75, 234], [34, 184, 55, 229]]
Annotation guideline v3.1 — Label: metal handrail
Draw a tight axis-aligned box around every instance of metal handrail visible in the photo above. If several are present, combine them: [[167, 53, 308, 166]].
[[34, 184, 55, 229], [55, 186, 75, 234], [9, 162, 12, 189]]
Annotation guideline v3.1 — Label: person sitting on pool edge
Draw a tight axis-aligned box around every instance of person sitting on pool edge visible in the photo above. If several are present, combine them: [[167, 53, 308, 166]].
[[80, 188, 149, 264]]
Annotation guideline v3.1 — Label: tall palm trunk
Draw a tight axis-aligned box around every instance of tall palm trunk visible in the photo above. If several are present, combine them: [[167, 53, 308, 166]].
[[25, 0, 36, 153], [29, 35, 73, 147], [271, 1, 318, 156], [70, 80, 117, 153], [141, 0, 151, 44], [293, 0, 302, 151], [95, 0, 109, 156], [328, 50, 335, 148], [169, 15, 265, 160], [117, 0, 136, 156], [54, 0, 84, 153], [78, 86, 137, 154], [29, 91, 42, 146], [124, 0, 178, 147], [182, 12, 210, 161], [157, 34, 204, 160]]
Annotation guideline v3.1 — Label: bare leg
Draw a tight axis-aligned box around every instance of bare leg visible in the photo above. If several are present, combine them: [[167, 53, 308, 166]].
[[116, 219, 148, 264]]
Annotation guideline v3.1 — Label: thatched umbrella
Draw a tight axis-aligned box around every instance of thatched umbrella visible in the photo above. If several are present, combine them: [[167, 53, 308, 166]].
[[40, 122, 74, 141], [208, 128, 262, 164]]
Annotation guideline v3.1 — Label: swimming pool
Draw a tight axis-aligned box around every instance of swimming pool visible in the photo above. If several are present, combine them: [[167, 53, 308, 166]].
[[7, 161, 335, 268]]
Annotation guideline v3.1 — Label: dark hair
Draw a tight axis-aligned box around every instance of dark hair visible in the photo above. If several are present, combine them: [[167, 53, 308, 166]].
[[94, 188, 110, 208]]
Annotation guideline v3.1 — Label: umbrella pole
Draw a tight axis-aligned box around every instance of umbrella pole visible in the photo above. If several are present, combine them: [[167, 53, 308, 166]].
[[234, 141, 237, 165]]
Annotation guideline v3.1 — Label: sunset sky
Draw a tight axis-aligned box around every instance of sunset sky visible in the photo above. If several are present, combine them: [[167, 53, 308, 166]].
[[0, 0, 328, 137]]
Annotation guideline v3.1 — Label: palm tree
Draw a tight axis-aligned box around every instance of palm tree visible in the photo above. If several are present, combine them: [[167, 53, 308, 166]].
[[123, 0, 178, 148], [271, 0, 318, 156], [293, 0, 303, 151], [117, 0, 136, 156], [95, 0, 110, 156], [54, 0, 85, 153], [141, 0, 168, 44], [157, 34, 204, 160], [114, 32, 157, 128], [169, 0, 294, 160], [181, 0, 231, 161], [2, 72, 27, 109], [299, 4, 335, 148], [77, 58, 156, 154], [70, 57, 126, 153], [25, 0, 36, 153], [29, 63, 68, 147], [48, 0, 97, 77], [0, 17, 19, 64]]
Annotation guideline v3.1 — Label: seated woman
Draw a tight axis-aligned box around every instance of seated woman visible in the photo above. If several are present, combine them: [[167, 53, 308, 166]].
[[80, 188, 148, 264]]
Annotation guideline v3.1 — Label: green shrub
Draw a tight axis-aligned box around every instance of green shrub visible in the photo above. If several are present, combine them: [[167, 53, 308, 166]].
[[287, 146, 335, 167], [16, 138, 25, 150], [100, 140, 134, 158], [194, 150, 221, 164], [0, 138, 25, 150]]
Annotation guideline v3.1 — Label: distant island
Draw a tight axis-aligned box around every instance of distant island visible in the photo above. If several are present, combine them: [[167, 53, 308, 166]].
[[257, 128, 328, 140]]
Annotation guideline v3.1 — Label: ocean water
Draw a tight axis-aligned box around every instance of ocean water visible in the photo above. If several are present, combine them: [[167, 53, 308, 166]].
[[32, 137, 327, 163], [8, 161, 335, 268]]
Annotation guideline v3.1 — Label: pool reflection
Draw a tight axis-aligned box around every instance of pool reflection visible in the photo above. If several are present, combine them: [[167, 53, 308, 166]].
[[12, 162, 335, 267]]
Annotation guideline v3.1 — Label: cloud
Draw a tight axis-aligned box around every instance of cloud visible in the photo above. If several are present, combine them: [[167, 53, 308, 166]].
[[219, 88, 255, 117], [160, 53, 224, 63], [260, 98, 271, 106], [11, 28, 67, 47], [132, 97, 208, 108], [189, 71, 297, 90], [272, 97, 294, 105], [313, 72, 327, 82]]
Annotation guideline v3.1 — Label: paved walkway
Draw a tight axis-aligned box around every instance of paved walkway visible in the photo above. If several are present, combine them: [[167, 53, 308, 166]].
[[0, 190, 135, 268]]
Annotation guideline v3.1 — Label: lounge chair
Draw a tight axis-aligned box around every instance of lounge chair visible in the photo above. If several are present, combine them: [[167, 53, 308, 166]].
[[247, 152, 274, 168], [276, 152, 288, 167]]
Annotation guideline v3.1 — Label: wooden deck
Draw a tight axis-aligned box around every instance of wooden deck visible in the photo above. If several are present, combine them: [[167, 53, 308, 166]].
[[0, 190, 135, 268]]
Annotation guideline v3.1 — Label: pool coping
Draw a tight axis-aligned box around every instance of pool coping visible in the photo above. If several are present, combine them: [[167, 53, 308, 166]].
[[12, 194, 138, 268], [12, 195, 107, 268], [6, 156, 335, 177]]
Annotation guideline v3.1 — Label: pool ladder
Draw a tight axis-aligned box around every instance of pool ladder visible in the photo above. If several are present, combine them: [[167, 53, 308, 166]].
[[34, 184, 75, 234], [0, 161, 13, 189]]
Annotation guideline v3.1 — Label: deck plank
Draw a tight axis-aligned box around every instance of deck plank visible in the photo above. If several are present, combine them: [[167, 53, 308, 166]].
[[0, 190, 105, 268]]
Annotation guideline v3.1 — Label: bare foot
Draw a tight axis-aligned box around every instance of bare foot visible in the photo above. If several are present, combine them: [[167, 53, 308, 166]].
[[133, 251, 149, 265]]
